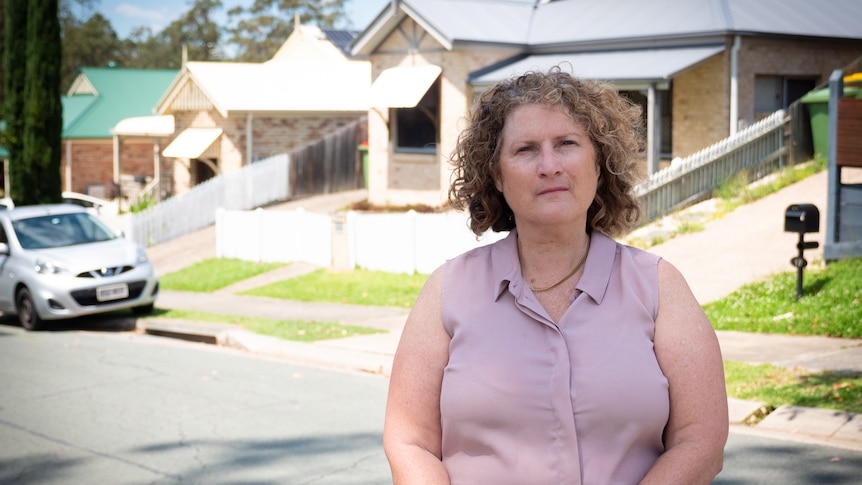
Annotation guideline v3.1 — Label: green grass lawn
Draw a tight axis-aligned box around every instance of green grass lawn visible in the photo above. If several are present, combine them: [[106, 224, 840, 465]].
[[156, 255, 862, 415], [704, 257, 862, 339], [725, 361, 862, 415], [159, 258, 286, 292], [241, 268, 427, 308]]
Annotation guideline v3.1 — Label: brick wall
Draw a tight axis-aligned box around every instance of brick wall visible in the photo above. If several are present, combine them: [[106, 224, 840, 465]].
[[65, 140, 113, 195], [736, 38, 862, 123], [673, 52, 730, 157], [62, 138, 170, 198], [367, 16, 518, 206]]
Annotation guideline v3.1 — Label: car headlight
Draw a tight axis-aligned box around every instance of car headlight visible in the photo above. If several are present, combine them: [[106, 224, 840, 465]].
[[136, 247, 150, 265], [34, 258, 67, 275]]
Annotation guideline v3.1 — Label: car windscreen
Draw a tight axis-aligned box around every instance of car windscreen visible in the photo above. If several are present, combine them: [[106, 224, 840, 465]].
[[11, 212, 116, 249]]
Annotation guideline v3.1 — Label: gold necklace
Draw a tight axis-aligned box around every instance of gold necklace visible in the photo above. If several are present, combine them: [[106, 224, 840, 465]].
[[523, 237, 591, 293]]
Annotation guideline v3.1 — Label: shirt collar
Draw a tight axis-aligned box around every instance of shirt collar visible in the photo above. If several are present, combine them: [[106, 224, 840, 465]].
[[492, 231, 521, 300], [491, 229, 616, 304]]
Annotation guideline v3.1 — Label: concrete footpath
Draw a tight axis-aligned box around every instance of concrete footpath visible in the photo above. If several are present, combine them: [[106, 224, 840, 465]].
[[140, 176, 862, 451]]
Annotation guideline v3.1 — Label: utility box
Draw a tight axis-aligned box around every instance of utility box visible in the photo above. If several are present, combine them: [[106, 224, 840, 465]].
[[784, 203, 820, 234]]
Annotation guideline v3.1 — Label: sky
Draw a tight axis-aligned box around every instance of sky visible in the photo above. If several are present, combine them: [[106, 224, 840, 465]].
[[94, 0, 391, 38]]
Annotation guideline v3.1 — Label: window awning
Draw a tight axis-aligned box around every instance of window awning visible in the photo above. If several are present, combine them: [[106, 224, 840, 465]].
[[163, 128, 223, 159], [470, 45, 726, 90], [111, 115, 175, 137], [370, 65, 442, 108]]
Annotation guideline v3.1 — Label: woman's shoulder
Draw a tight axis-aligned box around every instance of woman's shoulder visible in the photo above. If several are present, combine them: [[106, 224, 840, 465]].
[[447, 232, 512, 269], [597, 232, 662, 267], [623, 244, 662, 265]]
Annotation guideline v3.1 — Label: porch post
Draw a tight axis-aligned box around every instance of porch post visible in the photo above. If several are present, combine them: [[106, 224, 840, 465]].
[[647, 83, 661, 174]]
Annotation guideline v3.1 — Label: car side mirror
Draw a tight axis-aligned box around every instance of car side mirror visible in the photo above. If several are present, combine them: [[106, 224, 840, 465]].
[[0, 242, 9, 256]]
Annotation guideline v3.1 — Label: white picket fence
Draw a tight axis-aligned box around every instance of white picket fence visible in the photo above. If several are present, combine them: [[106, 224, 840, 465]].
[[216, 208, 507, 274]]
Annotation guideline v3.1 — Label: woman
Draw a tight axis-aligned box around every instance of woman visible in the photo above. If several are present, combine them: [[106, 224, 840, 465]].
[[384, 67, 728, 484]]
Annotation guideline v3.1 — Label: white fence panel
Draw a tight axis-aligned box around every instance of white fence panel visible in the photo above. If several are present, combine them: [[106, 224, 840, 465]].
[[216, 209, 506, 274], [349, 212, 417, 273], [411, 212, 507, 274], [216, 208, 332, 266], [130, 153, 293, 247], [350, 211, 505, 273]]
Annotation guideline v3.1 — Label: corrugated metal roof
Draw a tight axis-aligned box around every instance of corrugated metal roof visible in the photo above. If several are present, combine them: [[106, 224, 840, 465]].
[[61, 95, 98, 132], [62, 68, 179, 139], [321, 29, 363, 58], [172, 59, 371, 115], [528, 0, 728, 45], [404, 0, 534, 46], [725, 0, 861, 39], [529, 0, 862, 46], [357, 0, 862, 53], [160, 26, 372, 117], [471, 45, 725, 87]]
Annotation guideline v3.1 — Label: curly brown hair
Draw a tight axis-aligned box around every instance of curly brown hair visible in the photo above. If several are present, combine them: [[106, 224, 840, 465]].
[[448, 66, 645, 237]]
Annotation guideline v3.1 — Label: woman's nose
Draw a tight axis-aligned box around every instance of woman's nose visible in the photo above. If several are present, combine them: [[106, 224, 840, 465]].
[[537, 148, 563, 175]]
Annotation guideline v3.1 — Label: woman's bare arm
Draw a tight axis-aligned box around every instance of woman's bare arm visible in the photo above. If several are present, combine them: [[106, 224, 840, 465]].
[[641, 259, 729, 484], [384, 267, 452, 484]]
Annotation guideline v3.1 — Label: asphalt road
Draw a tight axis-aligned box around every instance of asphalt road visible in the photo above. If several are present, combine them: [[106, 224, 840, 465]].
[[2, 319, 862, 484], [0, 320, 390, 484]]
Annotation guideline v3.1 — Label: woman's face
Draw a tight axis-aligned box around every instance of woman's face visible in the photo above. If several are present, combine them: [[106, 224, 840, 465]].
[[495, 103, 598, 229]]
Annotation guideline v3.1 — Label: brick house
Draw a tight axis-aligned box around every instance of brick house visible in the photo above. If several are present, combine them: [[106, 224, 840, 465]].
[[150, 24, 371, 196], [351, 0, 862, 208], [61, 67, 179, 199]]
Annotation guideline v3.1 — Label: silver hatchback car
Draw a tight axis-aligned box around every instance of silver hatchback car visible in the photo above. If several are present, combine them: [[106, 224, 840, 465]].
[[0, 204, 159, 330]]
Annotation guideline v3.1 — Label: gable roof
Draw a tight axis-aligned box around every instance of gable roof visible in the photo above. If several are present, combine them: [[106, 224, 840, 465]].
[[62, 68, 179, 139], [528, 0, 862, 47], [157, 26, 371, 117], [353, 0, 862, 55]]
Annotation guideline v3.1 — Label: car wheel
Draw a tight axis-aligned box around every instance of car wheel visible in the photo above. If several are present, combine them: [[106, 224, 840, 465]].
[[132, 303, 155, 316], [16, 287, 44, 331]]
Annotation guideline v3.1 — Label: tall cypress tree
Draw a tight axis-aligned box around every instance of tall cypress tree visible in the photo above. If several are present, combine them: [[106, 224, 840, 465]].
[[19, 0, 62, 205], [2, 0, 27, 202]]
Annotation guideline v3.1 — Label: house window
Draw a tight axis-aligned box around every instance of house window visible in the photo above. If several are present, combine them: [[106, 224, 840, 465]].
[[755, 75, 817, 119], [394, 79, 439, 153]]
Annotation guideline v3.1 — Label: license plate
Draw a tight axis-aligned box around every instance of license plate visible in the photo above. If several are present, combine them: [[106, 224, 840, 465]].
[[96, 283, 129, 302]]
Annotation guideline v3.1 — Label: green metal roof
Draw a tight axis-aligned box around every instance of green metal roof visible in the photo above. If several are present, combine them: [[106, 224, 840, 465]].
[[62, 67, 178, 139], [62, 95, 98, 132]]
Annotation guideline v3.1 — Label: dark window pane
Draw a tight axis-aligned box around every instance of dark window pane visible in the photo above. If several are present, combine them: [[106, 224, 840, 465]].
[[395, 79, 439, 152]]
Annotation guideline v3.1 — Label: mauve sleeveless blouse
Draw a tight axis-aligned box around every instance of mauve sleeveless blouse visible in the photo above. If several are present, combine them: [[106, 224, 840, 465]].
[[440, 230, 669, 484]]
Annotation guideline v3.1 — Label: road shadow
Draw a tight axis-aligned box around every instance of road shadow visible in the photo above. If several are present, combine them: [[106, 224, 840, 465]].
[[0, 311, 139, 333]]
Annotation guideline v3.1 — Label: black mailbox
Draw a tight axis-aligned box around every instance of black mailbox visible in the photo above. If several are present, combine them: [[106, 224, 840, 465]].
[[784, 203, 820, 234], [784, 203, 820, 300]]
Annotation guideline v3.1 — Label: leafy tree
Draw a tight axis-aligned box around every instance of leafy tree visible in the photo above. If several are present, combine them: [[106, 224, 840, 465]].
[[0, 0, 5, 112], [18, 0, 62, 204], [3, 0, 27, 200], [61, 12, 121, 90], [122, 0, 224, 68], [226, 0, 348, 62]]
